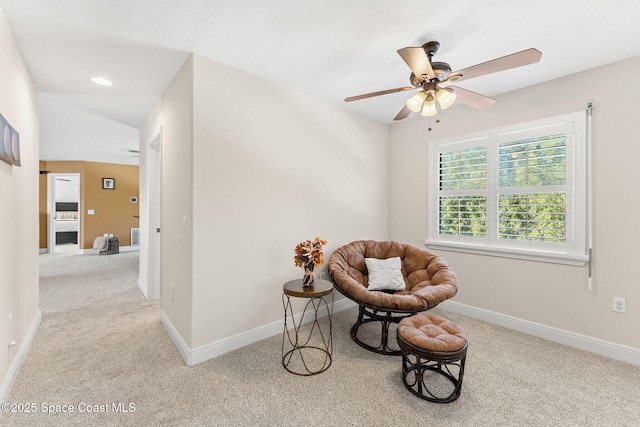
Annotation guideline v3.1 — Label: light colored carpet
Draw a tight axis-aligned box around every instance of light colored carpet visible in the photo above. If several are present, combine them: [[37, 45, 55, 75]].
[[3, 251, 639, 426]]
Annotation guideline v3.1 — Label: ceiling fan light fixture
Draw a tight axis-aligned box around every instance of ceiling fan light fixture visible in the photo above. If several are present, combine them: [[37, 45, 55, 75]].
[[406, 91, 426, 113], [345, 42, 541, 121], [420, 93, 437, 117], [436, 87, 457, 110]]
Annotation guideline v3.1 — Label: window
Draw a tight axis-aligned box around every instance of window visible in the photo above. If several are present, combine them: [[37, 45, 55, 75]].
[[427, 112, 588, 265]]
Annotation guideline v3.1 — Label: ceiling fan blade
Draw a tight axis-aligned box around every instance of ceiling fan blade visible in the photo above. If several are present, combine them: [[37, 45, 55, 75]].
[[448, 86, 496, 110], [393, 105, 412, 121], [397, 47, 435, 81], [344, 86, 414, 102], [449, 48, 542, 83]]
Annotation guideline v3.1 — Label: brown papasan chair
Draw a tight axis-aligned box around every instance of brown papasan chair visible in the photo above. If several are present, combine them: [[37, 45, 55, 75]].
[[328, 240, 457, 355]]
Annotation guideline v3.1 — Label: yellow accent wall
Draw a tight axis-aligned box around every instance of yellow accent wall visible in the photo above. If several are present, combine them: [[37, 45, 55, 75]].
[[39, 160, 139, 249]]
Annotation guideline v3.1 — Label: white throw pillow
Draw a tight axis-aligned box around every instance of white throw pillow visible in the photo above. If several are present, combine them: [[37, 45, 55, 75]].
[[365, 257, 406, 291]]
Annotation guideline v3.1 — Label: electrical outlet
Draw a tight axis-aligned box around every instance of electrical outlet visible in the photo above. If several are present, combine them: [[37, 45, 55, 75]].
[[613, 297, 626, 314], [170, 283, 175, 302]]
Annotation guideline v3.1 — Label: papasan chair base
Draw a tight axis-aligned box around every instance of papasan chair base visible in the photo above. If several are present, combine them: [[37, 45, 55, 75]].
[[349, 304, 416, 355]]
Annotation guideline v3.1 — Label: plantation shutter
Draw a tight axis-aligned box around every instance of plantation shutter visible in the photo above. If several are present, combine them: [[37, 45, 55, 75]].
[[438, 145, 487, 238], [497, 133, 567, 243], [428, 111, 587, 264]]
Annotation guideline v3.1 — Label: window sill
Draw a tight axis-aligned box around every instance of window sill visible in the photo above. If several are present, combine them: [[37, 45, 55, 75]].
[[424, 240, 588, 266]]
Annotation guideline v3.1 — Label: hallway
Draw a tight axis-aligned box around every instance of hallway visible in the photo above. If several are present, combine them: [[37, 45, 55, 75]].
[[5, 251, 172, 425]]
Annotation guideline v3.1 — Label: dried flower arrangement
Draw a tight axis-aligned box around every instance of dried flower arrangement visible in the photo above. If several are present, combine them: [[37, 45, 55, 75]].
[[294, 237, 327, 286]]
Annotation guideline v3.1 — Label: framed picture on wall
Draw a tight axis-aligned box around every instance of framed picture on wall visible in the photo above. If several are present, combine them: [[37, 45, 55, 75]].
[[0, 113, 20, 166], [102, 178, 115, 190]]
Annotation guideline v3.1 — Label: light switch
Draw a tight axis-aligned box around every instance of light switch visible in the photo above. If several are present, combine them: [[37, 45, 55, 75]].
[[88, 209, 95, 215]]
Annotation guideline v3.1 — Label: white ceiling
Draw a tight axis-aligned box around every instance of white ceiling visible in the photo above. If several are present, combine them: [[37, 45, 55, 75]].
[[1, 0, 640, 165]]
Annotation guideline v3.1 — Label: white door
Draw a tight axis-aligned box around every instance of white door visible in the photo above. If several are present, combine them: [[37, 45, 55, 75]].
[[147, 129, 162, 299], [48, 173, 81, 254]]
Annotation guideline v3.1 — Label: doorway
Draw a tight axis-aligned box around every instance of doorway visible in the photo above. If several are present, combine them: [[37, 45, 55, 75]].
[[144, 127, 162, 300], [48, 173, 81, 254]]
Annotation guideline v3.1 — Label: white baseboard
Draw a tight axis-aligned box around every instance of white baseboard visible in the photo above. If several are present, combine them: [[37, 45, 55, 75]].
[[0, 310, 42, 403], [137, 278, 149, 300], [160, 312, 192, 365], [438, 300, 640, 366], [162, 297, 640, 367], [161, 297, 356, 367]]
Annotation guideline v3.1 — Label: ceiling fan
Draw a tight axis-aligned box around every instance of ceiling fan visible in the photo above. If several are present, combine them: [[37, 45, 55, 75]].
[[345, 41, 542, 121]]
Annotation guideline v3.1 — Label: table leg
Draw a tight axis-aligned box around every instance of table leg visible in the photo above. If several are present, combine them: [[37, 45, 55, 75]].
[[281, 292, 333, 375]]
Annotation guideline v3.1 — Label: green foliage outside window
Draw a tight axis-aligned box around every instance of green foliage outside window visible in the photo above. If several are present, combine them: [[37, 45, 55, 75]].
[[439, 146, 487, 191], [498, 193, 566, 242], [498, 134, 566, 187], [438, 134, 567, 243], [439, 196, 487, 237]]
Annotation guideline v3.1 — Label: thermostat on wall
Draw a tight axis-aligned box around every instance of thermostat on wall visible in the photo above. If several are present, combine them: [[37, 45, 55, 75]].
[[130, 197, 138, 203]]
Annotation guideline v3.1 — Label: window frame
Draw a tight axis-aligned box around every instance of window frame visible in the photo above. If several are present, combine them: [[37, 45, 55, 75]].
[[426, 112, 588, 266]]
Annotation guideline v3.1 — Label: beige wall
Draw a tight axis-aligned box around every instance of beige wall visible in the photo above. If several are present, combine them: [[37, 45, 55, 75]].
[[151, 53, 389, 355], [0, 7, 40, 399], [158, 56, 194, 345], [38, 161, 139, 249], [189, 54, 389, 348], [389, 55, 640, 349], [146, 41, 640, 364]]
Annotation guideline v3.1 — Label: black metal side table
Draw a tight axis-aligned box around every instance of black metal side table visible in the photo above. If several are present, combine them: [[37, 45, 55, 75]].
[[281, 279, 333, 376]]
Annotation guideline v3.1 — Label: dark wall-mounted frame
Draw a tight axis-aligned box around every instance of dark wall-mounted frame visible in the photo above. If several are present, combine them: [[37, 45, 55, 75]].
[[102, 178, 115, 190], [0, 113, 21, 166]]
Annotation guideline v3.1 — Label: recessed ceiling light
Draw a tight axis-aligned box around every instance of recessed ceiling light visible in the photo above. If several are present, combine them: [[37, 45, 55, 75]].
[[91, 76, 113, 86]]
